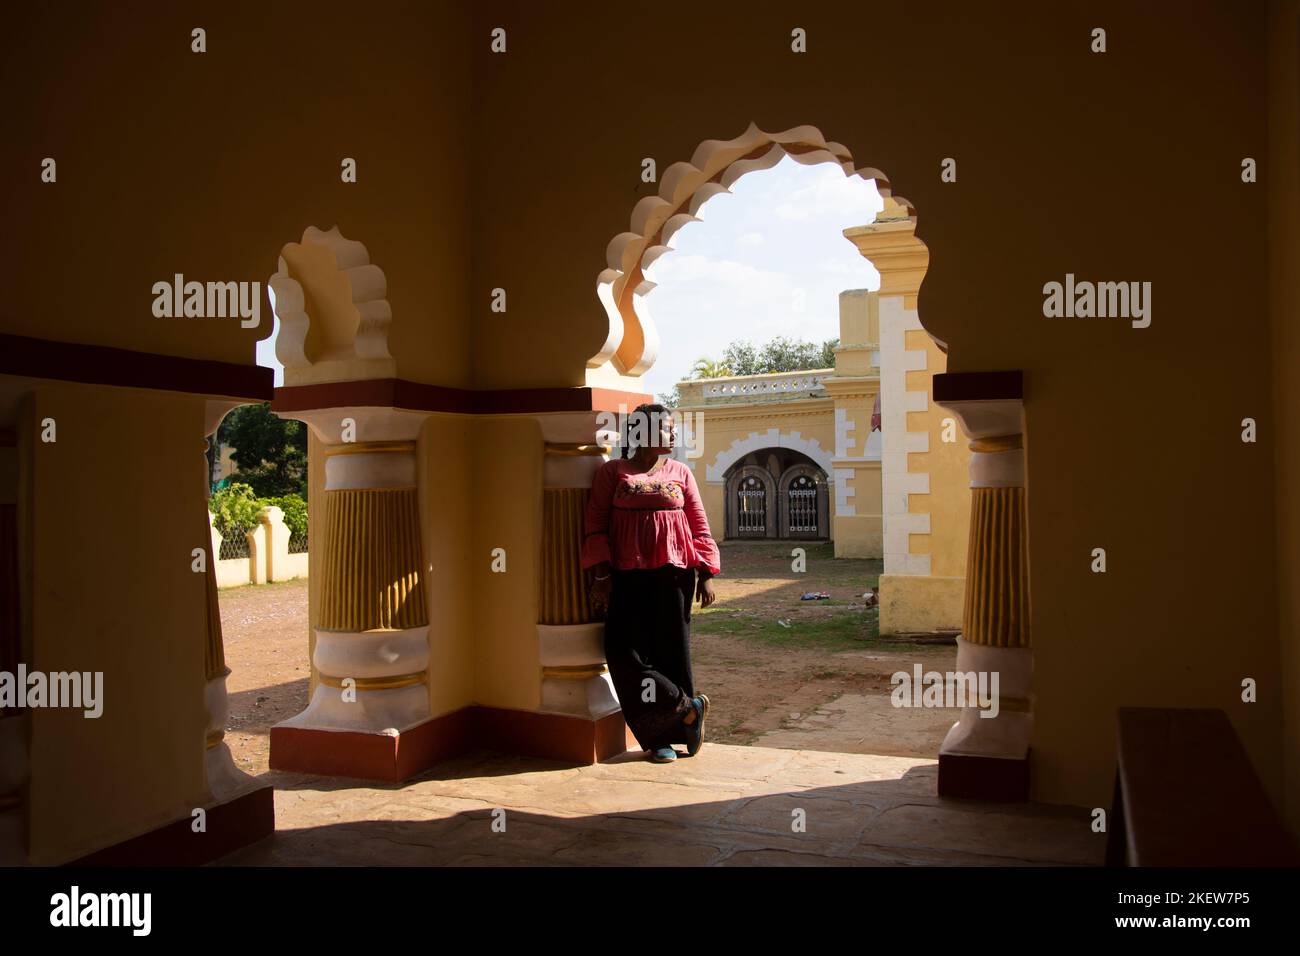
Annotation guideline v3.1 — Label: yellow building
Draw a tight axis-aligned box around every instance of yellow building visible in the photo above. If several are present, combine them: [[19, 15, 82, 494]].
[[675, 203, 971, 637]]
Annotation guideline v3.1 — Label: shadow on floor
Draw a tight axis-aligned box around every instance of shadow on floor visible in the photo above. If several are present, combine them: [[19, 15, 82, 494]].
[[215, 746, 1103, 867]]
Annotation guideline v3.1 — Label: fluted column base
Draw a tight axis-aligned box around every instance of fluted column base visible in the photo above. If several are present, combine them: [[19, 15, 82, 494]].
[[204, 671, 261, 802], [270, 625, 433, 779], [538, 623, 620, 718], [937, 640, 1032, 801], [529, 412, 630, 752]]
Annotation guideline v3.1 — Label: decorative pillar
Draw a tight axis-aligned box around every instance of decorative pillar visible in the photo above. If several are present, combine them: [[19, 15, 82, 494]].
[[933, 384, 1032, 800], [0, 430, 27, 864], [265, 224, 442, 780], [270, 408, 435, 780], [533, 412, 629, 761], [845, 197, 969, 634], [201, 404, 268, 811]]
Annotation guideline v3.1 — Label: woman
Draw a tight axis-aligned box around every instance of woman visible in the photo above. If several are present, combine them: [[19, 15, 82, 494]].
[[582, 404, 721, 763]]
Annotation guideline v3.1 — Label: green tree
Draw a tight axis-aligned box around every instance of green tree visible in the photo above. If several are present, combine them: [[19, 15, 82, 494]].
[[757, 336, 814, 372], [698, 336, 839, 378], [720, 341, 759, 376], [818, 337, 839, 368], [216, 403, 307, 498]]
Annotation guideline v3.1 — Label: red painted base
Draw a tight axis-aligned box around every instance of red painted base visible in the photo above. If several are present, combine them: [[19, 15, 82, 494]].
[[270, 706, 634, 782], [475, 706, 632, 764], [938, 751, 1031, 802], [270, 710, 474, 781], [70, 784, 274, 866]]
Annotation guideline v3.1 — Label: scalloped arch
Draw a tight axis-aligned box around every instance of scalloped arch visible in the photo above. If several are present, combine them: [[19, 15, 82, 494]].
[[590, 122, 917, 375], [269, 225, 397, 386]]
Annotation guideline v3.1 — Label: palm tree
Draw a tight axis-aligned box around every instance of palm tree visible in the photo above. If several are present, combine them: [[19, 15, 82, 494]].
[[691, 357, 733, 379]]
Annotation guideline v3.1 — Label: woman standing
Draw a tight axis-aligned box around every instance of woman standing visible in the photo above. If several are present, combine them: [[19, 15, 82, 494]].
[[582, 404, 721, 763]]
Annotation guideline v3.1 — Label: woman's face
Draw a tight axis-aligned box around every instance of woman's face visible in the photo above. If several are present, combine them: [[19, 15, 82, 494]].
[[630, 411, 675, 455], [651, 414, 676, 454]]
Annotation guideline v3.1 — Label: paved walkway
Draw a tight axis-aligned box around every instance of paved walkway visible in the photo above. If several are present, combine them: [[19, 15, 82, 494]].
[[217, 744, 1103, 866]]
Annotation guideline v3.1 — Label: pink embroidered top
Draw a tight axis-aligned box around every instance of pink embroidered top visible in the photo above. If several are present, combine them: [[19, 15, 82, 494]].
[[581, 456, 722, 576]]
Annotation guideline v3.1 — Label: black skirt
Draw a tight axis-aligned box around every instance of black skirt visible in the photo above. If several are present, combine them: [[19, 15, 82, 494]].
[[603, 564, 697, 751]]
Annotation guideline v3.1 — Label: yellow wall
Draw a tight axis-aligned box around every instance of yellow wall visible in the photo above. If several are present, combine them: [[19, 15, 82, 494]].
[[698, 479, 726, 545], [420, 416, 477, 714], [0, 2, 473, 387], [470, 417, 544, 710], [26, 386, 208, 864], [903, 331, 971, 579]]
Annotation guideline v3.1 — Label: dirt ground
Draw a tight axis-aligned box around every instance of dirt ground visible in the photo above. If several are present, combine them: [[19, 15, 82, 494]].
[[686, 542, 957, 754], [218, 541, 957, 776]]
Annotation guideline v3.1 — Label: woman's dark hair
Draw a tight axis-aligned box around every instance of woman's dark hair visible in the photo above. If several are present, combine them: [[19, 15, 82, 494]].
[[621, 403, 672, 459]]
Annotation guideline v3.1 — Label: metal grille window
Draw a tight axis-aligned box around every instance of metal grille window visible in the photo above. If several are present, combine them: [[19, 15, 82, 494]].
[[737, 476, 766, 535], [788, 475, 818, 533], [218, 527, 251, 561], [288, 531, 309, 554]]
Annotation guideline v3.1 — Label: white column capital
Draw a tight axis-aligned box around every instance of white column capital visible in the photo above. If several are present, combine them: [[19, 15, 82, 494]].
[[285, 406, 431, 444], [933, 397, 1024, 442], [935, 398, 1026, 489], [535, 413, 615, 488]]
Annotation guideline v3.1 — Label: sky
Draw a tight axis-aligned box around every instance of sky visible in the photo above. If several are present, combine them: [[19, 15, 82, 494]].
[[255, 304, 281, 386], [256, 153, 885, 393], [638, 153, 884, 401]]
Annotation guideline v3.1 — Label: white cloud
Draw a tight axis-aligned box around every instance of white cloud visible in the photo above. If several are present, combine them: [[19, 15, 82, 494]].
[[772, 163, 884, 223], [634, 154, 881, 401]]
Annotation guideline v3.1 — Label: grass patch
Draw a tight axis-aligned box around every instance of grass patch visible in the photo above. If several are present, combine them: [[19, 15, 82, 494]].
[[693, 606, 879, 651], [693, 602, 936, 654]]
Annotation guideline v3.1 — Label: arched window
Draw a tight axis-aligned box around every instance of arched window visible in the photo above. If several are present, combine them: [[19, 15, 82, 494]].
[[787, 473, 819, 534], [778, 463, 828, 539]]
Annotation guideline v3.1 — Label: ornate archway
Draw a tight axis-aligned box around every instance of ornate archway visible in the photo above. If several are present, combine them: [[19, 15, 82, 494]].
[[587, 122, 913, 377], [591, 123, 1032, 801]]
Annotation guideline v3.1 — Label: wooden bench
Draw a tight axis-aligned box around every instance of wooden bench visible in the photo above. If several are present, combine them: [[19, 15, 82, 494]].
[[1107, 707, 1300, 866]]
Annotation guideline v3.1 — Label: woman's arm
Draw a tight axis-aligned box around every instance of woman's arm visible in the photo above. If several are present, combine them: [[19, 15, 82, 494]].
[[581, 460, 616, 571], [680, 463, 721, 576]]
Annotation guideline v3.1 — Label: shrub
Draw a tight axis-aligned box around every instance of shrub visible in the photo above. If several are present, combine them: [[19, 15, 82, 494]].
[[209, 483, 263, 537], [208, 484, 309, 541], [265, 494, 308, 540]]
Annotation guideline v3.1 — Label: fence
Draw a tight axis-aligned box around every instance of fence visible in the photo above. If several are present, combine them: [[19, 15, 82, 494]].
[[208, 506, 309, 588]]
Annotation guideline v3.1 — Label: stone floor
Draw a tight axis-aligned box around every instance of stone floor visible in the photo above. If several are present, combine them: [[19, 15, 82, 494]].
[[216, 743, 1104, 866], [748, 692, 960, 757]]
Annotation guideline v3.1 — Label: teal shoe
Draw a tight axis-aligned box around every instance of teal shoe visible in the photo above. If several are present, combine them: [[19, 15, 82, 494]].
[[649, 746, 678, 763], [683, 694, 709, 757]]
